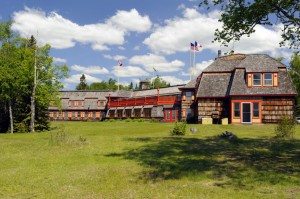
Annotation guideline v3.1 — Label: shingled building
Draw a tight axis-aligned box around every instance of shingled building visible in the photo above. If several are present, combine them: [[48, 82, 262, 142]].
[[181, 54, 297, 124], [49, 54, 297, 124]]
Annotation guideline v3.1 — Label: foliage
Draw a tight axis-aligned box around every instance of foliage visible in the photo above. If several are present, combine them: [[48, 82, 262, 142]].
[[75, 74, 88, 90], [151, 75, 171, 89], [170, 122, 186, 136], [77, 77, 131, 90], [0, 21, 69, 133], [289, 52, 300, 116], [275, 116, 296, 138], [199, 0, 300, 49]]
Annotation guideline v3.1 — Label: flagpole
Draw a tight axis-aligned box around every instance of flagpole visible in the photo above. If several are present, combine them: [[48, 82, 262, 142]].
[[117, 66, 119, 91], [190, 47, 192, 80], [193, 44, 196, 80]]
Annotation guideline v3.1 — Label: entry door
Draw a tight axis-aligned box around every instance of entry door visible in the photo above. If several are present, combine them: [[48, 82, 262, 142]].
[[164, 109, 177, 122], [242, 103, 251, 123]]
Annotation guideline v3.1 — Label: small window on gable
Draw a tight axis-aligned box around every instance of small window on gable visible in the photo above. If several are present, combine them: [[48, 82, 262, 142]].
[[264, 73, 272, 86], [253, 74, 262, 86]]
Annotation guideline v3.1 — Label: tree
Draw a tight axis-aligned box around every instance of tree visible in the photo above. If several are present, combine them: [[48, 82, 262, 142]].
[[152, 75, 171, 89], [76, 74, 88, 90], [0, 21, 69, 133], [89, 82, 108, 90], [289, 52, 300, 116], [199, 0, 300, 49], [128, 82, 133, 90]]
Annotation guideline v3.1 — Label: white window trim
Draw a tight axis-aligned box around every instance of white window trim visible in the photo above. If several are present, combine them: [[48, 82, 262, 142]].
[[263, 73, 273, 86]]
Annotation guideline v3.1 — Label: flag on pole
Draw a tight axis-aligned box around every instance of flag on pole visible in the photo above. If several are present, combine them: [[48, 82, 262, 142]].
[[190, 43, 195, 50], [118, 60, 123, 67], [153, 67, 157, 72], [194, 41, 200, 51]]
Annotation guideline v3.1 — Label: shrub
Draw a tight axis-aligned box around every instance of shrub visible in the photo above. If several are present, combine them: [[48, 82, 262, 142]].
[[275, 116, 296, 138], [170, 122, 186, 136], [124, 118, 132, 122]]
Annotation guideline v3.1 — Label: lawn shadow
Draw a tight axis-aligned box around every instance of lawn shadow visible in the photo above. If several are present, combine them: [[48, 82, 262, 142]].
[[105, 136, 300, 187]]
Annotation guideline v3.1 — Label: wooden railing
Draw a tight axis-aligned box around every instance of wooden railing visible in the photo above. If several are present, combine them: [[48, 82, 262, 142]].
[[109, 96, 179, 107]]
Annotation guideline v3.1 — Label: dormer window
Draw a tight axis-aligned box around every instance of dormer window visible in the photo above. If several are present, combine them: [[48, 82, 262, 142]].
[[253, 74, 262, 86], [264, 73, 272, 86]]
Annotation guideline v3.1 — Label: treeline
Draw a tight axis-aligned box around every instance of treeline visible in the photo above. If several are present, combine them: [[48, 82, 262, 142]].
[[0, 21, 69, 133], [75, 74, 170, 91]]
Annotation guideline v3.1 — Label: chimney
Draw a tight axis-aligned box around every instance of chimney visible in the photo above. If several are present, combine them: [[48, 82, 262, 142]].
[[218, 50, 222, 57], [139, 80, 150, 90]]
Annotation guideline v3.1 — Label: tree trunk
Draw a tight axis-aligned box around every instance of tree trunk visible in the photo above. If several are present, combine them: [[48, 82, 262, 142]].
[[8, 100, 13, 134], [30, 46, 37, 133]]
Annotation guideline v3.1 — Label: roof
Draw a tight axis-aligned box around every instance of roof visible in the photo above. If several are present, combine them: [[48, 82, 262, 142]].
[[59, 90, 112, 100], [180, 79, 197, 89], [230, 69, 297, 96], [132, 85, 182, 97], [203, 54, 285, 73], [197, 73, 232, 97], [197, 54, 296, 97]]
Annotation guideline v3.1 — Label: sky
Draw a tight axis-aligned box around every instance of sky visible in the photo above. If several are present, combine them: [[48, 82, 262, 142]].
[[0, 0, 295, 90]]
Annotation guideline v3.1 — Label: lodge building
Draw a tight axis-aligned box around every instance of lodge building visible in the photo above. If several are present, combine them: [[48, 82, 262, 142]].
[[49, 54, 297, 124]]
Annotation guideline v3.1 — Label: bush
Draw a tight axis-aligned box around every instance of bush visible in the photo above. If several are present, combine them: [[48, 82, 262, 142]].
[[124, 118, 132, 122], [275, 116, 296, 138], [170, 122, 186, 136]]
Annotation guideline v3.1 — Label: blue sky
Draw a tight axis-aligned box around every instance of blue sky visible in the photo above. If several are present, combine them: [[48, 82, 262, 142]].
[[0, 0, 294, 89]]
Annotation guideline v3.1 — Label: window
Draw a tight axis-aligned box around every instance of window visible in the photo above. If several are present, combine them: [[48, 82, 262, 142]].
[[72, 112, 76, 117], [253, 103, 259, 117], [144, 108, 151, 117], [186, 109, 194, 119], [186, 92, 193, 100], [253, 74, 262, 86], [125, 109, 132, 117], [78, 101, 82, 107], [234, 103, 240, 117], [264, 73, 272, 86], [71, 100, 75, 107]]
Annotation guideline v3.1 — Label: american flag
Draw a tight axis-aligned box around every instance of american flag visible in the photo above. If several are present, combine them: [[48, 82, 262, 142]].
[[118, 60, 123, 67]]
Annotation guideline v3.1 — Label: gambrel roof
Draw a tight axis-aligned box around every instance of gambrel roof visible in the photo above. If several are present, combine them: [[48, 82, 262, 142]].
[[197, 54, 297, 97]]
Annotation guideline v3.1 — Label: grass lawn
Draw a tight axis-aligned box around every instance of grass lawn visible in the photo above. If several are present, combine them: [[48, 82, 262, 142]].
[[0, 121, 300, 198]]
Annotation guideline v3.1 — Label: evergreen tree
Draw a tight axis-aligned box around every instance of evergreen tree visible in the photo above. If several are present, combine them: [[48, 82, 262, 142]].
[[76, 74, 88, 90]]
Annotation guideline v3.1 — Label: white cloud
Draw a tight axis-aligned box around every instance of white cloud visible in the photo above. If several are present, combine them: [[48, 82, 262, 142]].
[[133, 45, 140, 50], [107, 8, 152, 33], [71, 65, 109, 74], [12, 7, 152, 51], [118, 46, 126, 50], [103, 54, 127, 61], [143, 8, 289, 56], [112, 66, 150, 77], [159, 76, 188, 85], [129, 53, 185, 72], [64, 74, 101, 83], [196, 59, 213, 71], [53, 57, 67, 63]]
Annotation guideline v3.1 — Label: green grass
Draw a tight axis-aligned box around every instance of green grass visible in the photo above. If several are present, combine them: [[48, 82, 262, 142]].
[[0, 122, 300, 198]]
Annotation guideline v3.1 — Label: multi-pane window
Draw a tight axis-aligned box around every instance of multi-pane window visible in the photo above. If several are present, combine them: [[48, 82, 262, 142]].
[[253, 103, 259, 117], [144, 108, 151, 117], [264, 73, 272, 86], [125, 109, 132, 117], [234, 103, 240, 117], [253, 74, 262, 86]]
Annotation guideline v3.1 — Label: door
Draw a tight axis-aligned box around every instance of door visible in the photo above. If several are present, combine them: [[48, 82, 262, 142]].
[[164, 109, 177, 122], [242, 103, 251, 123]]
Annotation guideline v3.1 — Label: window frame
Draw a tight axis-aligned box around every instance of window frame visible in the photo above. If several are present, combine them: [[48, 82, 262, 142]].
[[263, 73, 273, 86], [252, 73, 262, 86], [233, 102, 240, 118], [253, 102, 260, 118]]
